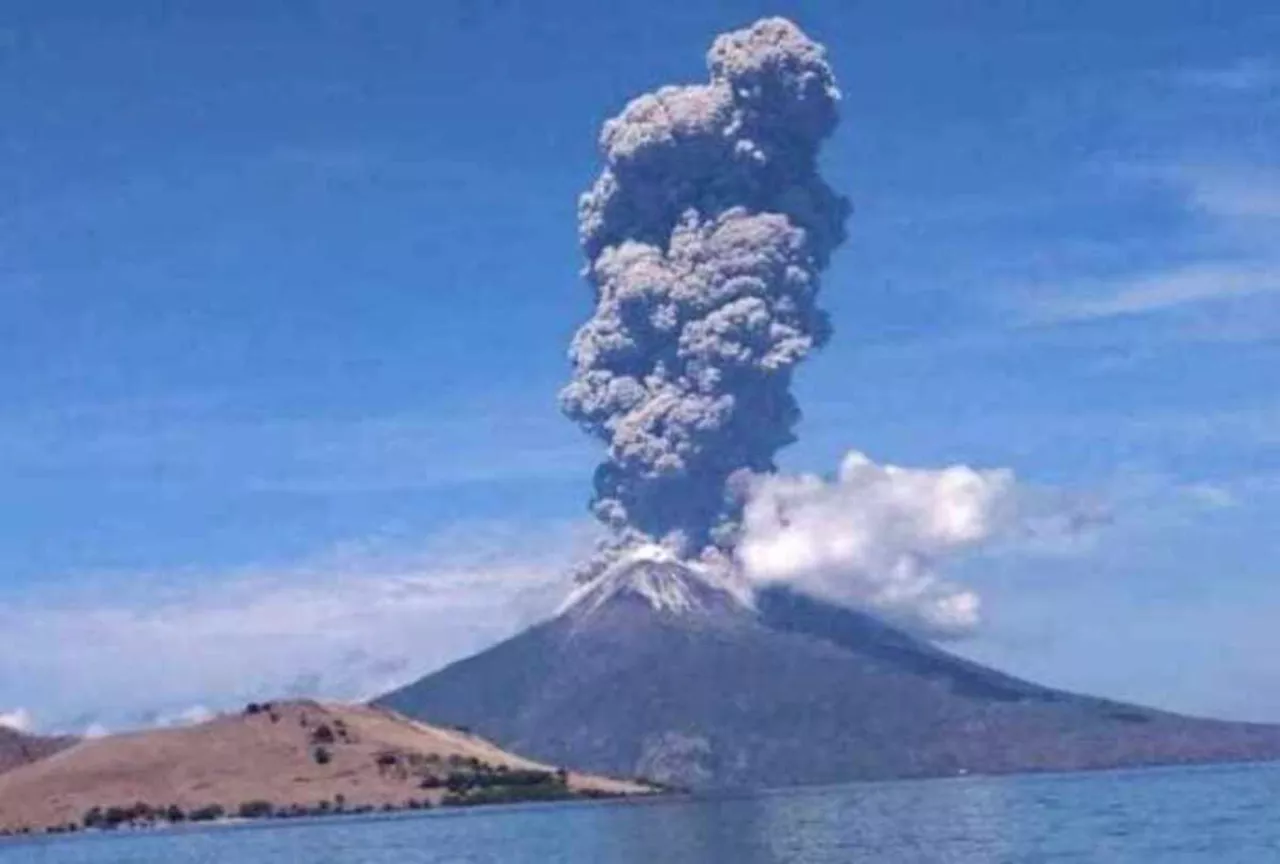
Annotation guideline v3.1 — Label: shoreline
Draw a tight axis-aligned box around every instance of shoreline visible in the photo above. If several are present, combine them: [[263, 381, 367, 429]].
[[0, 790, 669, 845]]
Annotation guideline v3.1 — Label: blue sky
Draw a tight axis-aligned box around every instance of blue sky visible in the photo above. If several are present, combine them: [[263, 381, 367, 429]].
[[1, 0, 1277, 731]]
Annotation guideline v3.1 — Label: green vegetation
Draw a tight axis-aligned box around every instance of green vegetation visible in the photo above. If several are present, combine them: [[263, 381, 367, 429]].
[[68, 795, 435, 834], [433, 765, 603, 807], [188, 804, 226, 822], [443, 782, 577, 807], [82, 803, 158, 829], [236, 800, 274, 819]]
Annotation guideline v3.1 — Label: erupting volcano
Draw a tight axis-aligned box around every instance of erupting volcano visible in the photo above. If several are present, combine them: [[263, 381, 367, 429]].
[[377, 17, 1280, 789]]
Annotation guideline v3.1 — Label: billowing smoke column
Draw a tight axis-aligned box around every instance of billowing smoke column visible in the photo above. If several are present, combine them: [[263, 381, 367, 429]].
[[561, 18, 849, 570]]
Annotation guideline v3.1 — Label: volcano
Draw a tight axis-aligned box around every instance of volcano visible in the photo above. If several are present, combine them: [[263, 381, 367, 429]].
[[375, 560, 1280, 789]]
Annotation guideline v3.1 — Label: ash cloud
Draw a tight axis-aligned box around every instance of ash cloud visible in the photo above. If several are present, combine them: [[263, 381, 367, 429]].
[[561, 17, 849, 570]]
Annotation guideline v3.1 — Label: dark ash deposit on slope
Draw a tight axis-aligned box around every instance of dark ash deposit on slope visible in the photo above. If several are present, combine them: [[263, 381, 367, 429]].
[[377, 560, 1280, 789]]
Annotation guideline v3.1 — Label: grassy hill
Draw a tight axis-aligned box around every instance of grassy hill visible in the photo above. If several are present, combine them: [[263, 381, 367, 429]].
[[0, 700, 653, 835]]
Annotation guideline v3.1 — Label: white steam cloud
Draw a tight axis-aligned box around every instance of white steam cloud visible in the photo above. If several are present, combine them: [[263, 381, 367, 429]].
[[0, 708, 33, 734], [739, 452, 1018, 638]]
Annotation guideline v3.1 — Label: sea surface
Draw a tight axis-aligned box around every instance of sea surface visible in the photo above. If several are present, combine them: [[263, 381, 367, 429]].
[[3, 762, 1280, 863]]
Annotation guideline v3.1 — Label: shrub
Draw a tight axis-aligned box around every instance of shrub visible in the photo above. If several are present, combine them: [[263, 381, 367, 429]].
[[443, 782, 574, 808], [313, 746, 333, 765], [500, 770, 555, 788], [311, 723, 336, 745], [102, 806, 131, 828], [79, 801, 187, 830], [188, 804, 226, 823], [237, 800, 274, 819]]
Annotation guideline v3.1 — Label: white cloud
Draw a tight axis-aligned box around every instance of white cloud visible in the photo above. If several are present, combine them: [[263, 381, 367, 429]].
[[149, 705, 216, 729], [1180, 483, 1239, 511], [738, 452, 1019, 639], [1025, 164, 1280, 326], [0, 521, 591, 732], [0, 708, 33, 733], [1032, 262, 1280, 323]]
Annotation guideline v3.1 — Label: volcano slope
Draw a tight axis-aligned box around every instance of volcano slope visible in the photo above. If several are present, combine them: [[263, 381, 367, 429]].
[[376, 560, 1280, 789]]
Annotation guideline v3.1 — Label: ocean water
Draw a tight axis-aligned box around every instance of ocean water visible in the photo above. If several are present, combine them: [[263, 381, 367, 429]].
[[3, 762, 1280, 864]]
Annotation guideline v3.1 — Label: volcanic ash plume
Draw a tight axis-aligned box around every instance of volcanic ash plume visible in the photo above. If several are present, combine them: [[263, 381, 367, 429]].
[[561, 18, 849, 569]]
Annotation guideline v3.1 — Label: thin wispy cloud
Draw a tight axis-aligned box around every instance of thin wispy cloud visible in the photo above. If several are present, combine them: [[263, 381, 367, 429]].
[[1023, 163, 1280, 328], [1029, 261, 1280, 324], [0, 520, 593, 733], [1176, 58, 1280, 93], [1176, 166, 1280, 221]]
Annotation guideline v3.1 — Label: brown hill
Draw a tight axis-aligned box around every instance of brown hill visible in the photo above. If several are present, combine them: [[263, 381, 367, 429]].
[[0, 700, 652, 833], [0, 726, 75, 776]]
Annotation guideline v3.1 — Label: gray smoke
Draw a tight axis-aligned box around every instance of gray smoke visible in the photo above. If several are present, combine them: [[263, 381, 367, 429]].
[[561, 18, 849, 571]]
